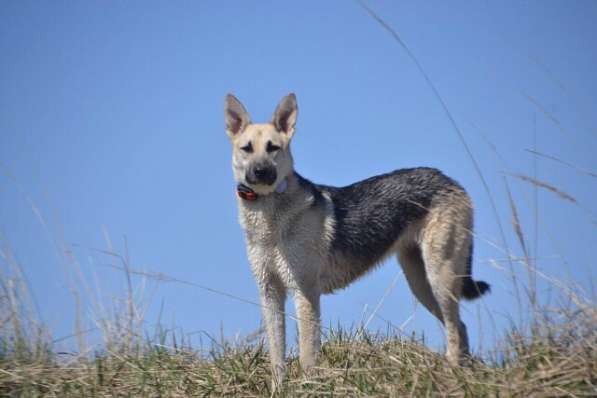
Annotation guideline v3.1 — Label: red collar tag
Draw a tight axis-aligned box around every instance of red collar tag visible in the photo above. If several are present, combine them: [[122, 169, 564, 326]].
[[237, 184, 258, 201]]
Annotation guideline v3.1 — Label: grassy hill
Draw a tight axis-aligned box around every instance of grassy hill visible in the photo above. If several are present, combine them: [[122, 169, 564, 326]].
[[2, 310, 595, 397]]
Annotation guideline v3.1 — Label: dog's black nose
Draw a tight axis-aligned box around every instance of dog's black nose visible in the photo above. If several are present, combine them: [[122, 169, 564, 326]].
[[249, 164, 277, 185], [255, 167, 269, 178]]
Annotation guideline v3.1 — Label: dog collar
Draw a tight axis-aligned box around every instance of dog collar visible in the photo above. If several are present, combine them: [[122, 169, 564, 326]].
[[236, 179, 288, 201], [237, 183, 258, 201]]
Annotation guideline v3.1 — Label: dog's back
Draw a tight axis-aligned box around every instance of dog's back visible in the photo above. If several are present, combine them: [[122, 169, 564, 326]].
[[297, 167, 478, 294], [321, 167, 461, 266]]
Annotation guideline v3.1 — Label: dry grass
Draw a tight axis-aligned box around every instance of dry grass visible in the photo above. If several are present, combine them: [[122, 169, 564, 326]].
[[2, 233, 595, 397], [1, 304, 596, 397]]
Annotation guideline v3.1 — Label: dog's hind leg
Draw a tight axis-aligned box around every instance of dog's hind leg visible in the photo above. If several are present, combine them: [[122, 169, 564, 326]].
[[419, 207, 472, 365], [258, 273, 287, 386], [397, 246, 443, 321], [399, 245, 471, 362]]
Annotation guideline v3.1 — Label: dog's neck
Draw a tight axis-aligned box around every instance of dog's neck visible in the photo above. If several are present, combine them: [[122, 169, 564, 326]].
[[236, 172, 319, 242]]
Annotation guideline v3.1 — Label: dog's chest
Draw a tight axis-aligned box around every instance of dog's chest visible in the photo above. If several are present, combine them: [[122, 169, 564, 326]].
[[241, 207, 303, 262], [241, 209, 283, 247], [239, 202, 326, 286]]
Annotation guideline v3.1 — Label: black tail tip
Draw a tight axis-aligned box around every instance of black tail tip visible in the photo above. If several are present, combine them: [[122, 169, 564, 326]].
[[462, 280, 491, 300]]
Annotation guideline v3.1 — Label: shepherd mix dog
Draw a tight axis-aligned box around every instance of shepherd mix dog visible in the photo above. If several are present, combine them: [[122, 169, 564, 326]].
[[224, 93, 490, 384]]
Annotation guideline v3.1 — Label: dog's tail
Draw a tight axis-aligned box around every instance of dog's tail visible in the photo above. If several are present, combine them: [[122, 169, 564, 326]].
[[461, 242, 491, 300], [462, 278, 491, 300]]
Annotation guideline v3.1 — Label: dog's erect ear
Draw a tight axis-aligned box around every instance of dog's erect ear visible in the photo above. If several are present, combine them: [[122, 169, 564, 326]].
[[225, 94, 251, 138], [272, 93, 298, 137]]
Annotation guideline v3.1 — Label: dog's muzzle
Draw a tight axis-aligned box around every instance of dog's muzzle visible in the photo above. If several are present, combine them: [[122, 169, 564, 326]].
[[246, 163, 277, 186]]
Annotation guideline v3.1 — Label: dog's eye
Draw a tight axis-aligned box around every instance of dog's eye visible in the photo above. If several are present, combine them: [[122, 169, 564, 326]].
[[240, 142, 253, 153], [266, 141, 281, 153]]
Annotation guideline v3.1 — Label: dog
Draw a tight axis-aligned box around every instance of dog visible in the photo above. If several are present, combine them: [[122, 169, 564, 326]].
[[224, 93, 490, 384]]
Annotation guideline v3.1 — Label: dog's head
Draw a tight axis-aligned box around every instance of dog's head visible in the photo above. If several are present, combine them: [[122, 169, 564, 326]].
[[224, 93, 297, 195]]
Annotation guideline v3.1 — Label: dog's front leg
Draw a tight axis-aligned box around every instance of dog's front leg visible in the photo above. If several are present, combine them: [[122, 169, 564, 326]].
[[294, 286, 321, 373], [258, 275, 287, 386]]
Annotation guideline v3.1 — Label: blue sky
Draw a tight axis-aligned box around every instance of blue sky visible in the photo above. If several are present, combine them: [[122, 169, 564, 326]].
[[1, 1, 596, 355]]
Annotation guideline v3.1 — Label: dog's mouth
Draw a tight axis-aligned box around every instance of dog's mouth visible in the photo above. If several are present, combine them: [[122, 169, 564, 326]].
[[245, 175, 276, 186]]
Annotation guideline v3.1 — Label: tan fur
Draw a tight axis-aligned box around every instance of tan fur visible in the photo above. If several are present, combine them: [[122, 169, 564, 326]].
[[403, 190, 473, 362]]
